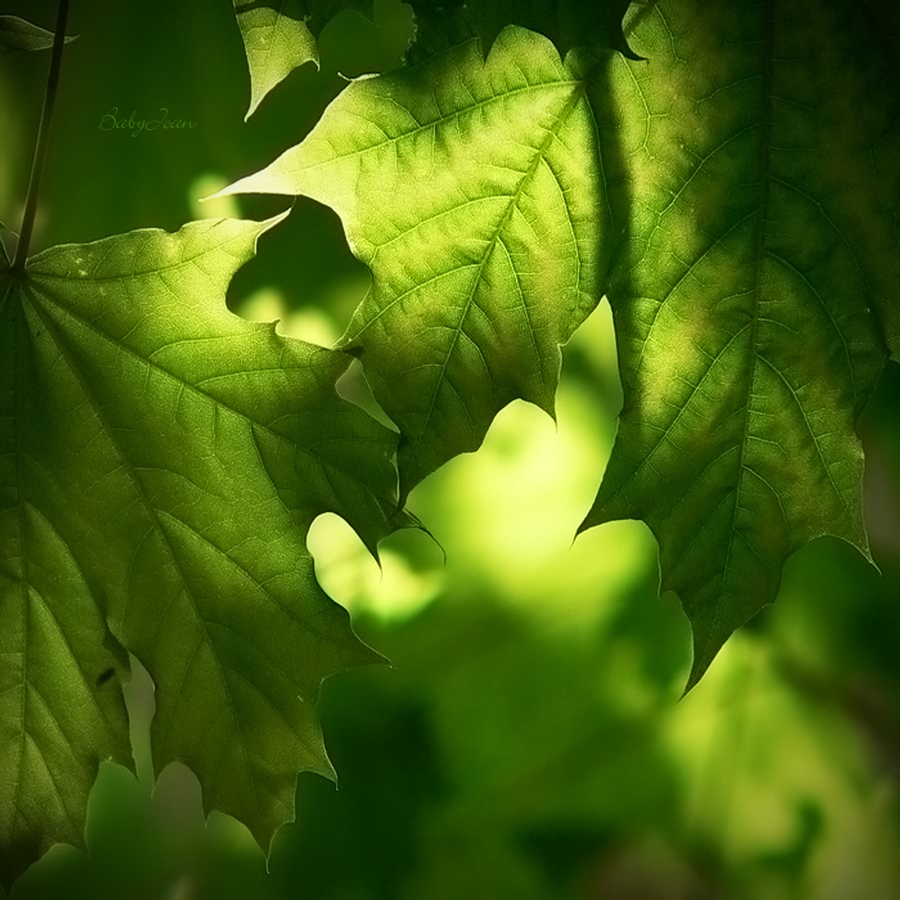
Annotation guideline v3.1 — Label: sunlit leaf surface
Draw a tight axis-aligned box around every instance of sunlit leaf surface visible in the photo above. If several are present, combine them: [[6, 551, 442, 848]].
[[0, 217, 404, 882], [220, 27, 610, 495], [234, 0, 374, 118], [582, 0, 900, 686]]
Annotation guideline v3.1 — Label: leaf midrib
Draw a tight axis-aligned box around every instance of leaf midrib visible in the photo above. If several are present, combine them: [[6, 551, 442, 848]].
[[414, 79, 589, 448], [700, 0, 776, 674], [295, 78, 582, 173], [26, 223, 246, 283], [22, 272, 389, 516], [21, 287, 265, 828]]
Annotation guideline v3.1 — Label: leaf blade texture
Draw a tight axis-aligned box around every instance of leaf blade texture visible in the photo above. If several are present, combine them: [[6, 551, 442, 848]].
[[0, 216, 403, 880], [234, 0, 374, 119], [582, 0, 900, 688], [1, 261, 132, 888], [0, 16, 76, 55], [219, 28, 611, 495]]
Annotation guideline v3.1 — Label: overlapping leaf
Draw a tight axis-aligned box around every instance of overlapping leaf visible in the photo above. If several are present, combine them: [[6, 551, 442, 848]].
[[0, 16, 76, 55], [218, 27, 611, 495], [0, 216, 406, 883], [234, 0, 374, 119], [581, 0, 900, 686]]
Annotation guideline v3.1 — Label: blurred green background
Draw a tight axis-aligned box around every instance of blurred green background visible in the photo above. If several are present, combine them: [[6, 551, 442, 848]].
[[2, 2, 900, 898]]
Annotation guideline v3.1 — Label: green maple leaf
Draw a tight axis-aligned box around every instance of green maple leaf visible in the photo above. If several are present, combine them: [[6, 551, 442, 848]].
[[0, 215, 405, 884], [219, 0, 899, 688], [217, 27, 611, 495], [581, 0, 900, 687], [0, 16, 76, 55], [234, 0, 374, 119]]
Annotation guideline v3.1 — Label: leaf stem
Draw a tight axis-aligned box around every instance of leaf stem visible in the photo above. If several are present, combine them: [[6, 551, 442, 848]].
[[11, 0, 71, 274]]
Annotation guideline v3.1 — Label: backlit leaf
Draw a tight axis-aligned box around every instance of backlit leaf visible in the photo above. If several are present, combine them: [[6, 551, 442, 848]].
[[234, 0, 374, 119], [218, 27, 611, 495], [0, 216, 404, 882], [581, 0, 900, 688]]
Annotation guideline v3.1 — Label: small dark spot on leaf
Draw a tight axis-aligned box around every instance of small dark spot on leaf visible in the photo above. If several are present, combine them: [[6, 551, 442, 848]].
[[96, 667, 115, 687]]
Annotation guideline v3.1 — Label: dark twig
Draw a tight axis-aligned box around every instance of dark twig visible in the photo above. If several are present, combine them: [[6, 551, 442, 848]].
[[11, 0, 71, 273]]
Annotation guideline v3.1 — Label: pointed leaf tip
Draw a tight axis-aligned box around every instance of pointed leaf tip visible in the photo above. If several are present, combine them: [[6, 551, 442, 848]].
[[1, 214, 405, 873], [582, 0, 899, 686], [0, 15, 77, 54], [228, 27, 613, 491]]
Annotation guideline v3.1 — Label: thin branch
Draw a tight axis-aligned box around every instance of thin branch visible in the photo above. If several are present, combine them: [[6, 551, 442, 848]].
[[11, 0, 71, 273]]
